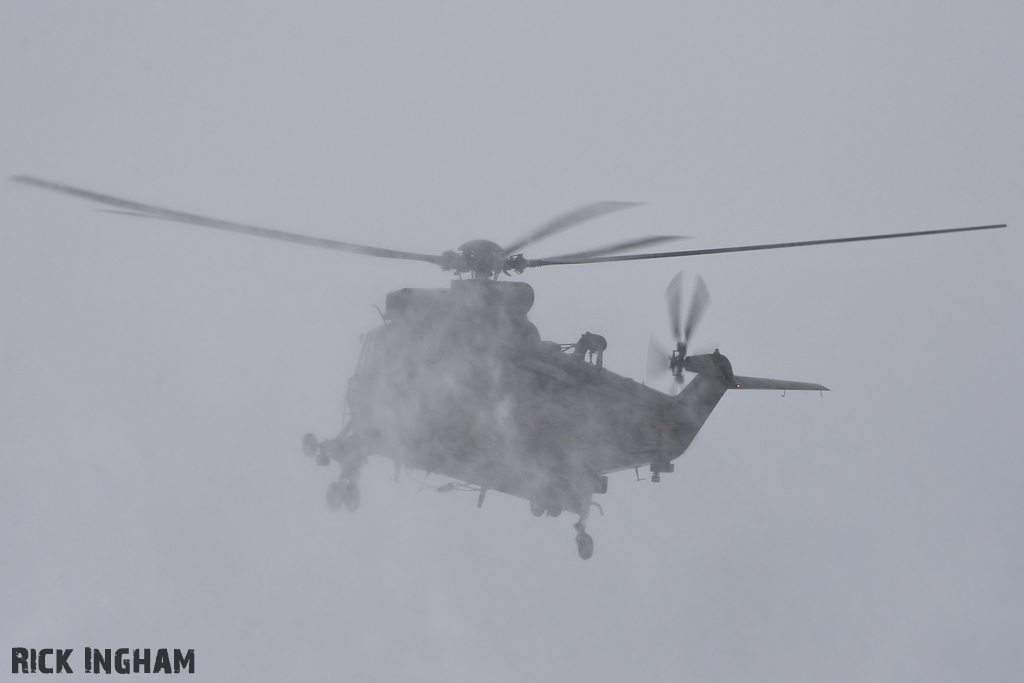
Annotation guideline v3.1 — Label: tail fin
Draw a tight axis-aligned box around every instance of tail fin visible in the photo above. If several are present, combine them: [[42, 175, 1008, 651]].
[[663, 371, 731, 456], [732, 376, 828, 392], [662, 351, 827, 458], [682, 350, 828, 391]]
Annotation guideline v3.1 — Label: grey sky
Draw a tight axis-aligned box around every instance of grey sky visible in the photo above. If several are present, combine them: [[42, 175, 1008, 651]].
[[2, 2, 1022, 681]]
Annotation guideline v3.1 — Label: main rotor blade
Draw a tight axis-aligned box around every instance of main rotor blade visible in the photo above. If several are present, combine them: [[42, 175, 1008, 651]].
[[684, 275, 710, 344], [665, 272, 684, 342], [526, 224, 1007, 267], [12, 176, 444, 265], [502, 200, 642, 255], [540, 235, 685, 261]]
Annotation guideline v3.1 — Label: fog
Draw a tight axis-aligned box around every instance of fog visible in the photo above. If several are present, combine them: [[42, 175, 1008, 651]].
[[2, 3, 1022, 680]]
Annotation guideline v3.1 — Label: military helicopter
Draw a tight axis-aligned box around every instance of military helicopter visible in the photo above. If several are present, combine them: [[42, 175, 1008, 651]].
[[13, 176, 1005, 559]]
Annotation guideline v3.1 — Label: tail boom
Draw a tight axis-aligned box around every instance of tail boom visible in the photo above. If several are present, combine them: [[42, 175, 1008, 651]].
[[660, 352, 827, 461]]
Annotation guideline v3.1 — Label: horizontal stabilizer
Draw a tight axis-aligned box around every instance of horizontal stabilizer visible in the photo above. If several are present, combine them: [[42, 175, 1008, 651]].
[[731, 375, 829, 392]]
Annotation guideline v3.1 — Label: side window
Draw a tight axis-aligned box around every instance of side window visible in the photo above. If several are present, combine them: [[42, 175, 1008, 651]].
[[355, 327, 385, 376]]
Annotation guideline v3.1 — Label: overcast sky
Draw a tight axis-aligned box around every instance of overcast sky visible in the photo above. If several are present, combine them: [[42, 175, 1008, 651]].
[[2, 2, 1022, 681]]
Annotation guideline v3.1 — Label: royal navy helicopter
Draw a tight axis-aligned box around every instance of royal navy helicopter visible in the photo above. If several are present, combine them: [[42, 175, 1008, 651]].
[[13, 176, 1005, 559]]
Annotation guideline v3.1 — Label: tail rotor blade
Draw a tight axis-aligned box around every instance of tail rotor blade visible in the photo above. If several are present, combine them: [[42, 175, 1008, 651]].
[[666, 272, 684, 342], [683, 275, 710, 344], [647, 337, 671, 381]]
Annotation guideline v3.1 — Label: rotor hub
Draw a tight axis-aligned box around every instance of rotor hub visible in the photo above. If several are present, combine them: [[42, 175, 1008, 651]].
[[453, 239, 507, 278]]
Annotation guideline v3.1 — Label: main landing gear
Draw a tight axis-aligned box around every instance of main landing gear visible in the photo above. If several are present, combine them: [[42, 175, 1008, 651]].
[[304, 431, 363, 513], [529, 499, 563, 517], [326, 480, 360, 512]]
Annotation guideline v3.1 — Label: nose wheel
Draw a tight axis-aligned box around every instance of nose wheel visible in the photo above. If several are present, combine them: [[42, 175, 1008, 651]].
[[573, 517, 594, 560], [575, 531, 594, 559]]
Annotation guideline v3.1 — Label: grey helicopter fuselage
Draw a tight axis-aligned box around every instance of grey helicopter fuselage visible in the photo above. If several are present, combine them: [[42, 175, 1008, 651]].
[[340, 278, 733, 517]]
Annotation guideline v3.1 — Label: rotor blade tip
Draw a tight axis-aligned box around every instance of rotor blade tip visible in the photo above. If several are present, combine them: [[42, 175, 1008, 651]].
[[604, 200, 644, 210]]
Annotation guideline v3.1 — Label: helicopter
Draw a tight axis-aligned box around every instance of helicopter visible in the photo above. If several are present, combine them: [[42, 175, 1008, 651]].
[[12, 176, 1006, 559]]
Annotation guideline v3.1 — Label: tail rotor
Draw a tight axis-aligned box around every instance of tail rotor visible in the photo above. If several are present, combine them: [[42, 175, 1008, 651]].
[[649, 273, 711, 387]]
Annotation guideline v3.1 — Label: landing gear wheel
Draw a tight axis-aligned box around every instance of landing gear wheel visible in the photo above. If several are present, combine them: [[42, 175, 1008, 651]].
[[530, 500, 545, 517], [302, 433, 319, 457], [326, 481, 345, 511], [576, 532, 594, 560], [547, 506, 562, 518], [343, 481, 360, 512], [327, 481, 360, 512]]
